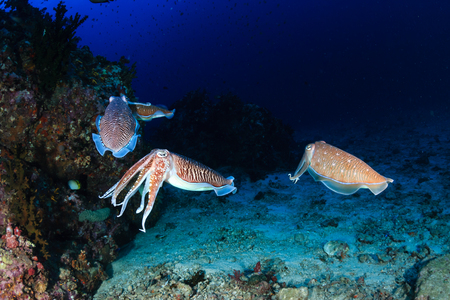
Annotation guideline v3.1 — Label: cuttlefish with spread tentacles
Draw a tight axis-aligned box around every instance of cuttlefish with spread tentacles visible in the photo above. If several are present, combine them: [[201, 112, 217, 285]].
[[289, 141, 393, 195], [100, 149, 237, 232]]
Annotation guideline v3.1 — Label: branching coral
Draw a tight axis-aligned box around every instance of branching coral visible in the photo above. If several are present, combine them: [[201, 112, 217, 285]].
[[29, 1, 88, 96], [2, 0, 87, 96]]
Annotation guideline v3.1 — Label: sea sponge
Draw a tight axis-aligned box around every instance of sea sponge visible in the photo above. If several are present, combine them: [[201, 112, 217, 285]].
[[78, 208, 110, 222]]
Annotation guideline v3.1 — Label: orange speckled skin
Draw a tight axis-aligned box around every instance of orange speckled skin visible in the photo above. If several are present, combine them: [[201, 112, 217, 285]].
[[133, 104, 172, 116], [129, 104, 174, 120], [310, 141, 387, 184]]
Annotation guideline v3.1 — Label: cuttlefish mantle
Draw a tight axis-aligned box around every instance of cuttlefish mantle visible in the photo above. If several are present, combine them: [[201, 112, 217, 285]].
[[92, 95, 140, 158], [128, 102, 175, 121]]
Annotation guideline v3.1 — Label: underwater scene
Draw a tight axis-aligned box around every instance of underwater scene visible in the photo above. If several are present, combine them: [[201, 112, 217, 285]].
[[0, 0, 449, 299]]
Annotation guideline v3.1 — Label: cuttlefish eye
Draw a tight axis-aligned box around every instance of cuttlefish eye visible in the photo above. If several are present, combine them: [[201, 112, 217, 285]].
[[157, 150, 168, 157], [306, 144, 313, 151]]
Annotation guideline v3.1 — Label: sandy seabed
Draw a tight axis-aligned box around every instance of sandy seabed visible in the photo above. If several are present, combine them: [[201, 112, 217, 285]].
[[95, 111, 450, 299]]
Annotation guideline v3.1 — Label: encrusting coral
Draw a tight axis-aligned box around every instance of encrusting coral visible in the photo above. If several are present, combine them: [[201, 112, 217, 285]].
[[0, 223, 49, 299]]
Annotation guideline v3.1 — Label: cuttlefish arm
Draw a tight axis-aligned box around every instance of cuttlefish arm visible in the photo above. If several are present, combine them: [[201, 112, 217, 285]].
[[99, 149, 171, 232], [99, 150, 157, 206], [288, 143, 315, 184], [137, 150, 171, 232]]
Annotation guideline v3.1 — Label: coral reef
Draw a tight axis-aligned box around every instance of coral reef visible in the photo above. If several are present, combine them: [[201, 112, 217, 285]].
[[78, 208, 110, 223], [0, 223, 50, 299], [30, 1, 87, 96], [228, 261, 280, 298], [151, 89, 296, 181], [69, 47, 137, 100], [2, 147, 50, 260], [0, 0, 144, 297], [0, 0, 142, 193], [3, 0, 88, 96]]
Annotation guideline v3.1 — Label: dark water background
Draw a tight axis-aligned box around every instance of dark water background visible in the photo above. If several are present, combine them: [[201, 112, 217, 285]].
[[27, 0, 450, 129]]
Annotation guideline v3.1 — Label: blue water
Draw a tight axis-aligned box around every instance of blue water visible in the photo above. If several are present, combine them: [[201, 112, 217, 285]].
[[28, 0, 450, 128], [2, 1, 450, 297]]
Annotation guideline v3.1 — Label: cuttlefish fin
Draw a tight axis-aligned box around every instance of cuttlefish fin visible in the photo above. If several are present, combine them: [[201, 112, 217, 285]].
[[154, 105, 175, 119], [92, 133, 107, 156], [92, 115, 106, 155], [112, 134, 140, 158], [127, 101, 151, 106], [213, 176, 236, 196], [308, 168, 393, 196], [366, 177, 394, 195], [163, 108, 175, 119], [136, 108, 175, 121], [311, 169, 364, 195]]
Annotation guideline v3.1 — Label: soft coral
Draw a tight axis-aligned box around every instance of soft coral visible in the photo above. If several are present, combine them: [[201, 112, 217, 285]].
[[228, 269, 244, 283], [1, 223, 19, 249]]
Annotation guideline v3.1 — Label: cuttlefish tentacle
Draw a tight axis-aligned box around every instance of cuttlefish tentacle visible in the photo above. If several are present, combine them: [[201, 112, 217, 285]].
[[288, 143, 315, 184], [115, 152, 157, 210], [100, 149, 236, 232], [288, 141, 393, 195], [135, 174, 150, 214]]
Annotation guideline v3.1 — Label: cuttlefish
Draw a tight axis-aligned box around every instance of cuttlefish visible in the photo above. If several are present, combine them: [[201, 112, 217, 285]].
[[100, 149, 237, 232], [92, 95, 140, 158], [288, 141, 393, 195], [128, 102, 175, 121]]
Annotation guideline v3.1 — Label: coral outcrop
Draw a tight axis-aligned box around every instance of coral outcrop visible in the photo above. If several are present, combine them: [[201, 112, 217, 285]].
[[0, 0, 143, 298], [151, 89, 296, 181]]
